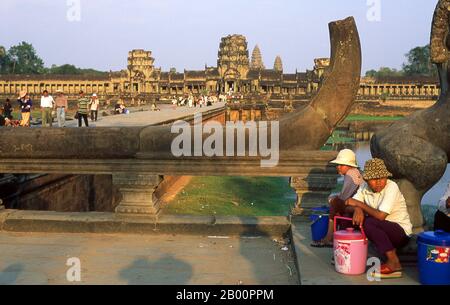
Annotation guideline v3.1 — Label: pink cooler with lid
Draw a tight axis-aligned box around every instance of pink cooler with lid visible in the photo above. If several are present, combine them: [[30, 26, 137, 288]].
[[333, 216, 368, 275]]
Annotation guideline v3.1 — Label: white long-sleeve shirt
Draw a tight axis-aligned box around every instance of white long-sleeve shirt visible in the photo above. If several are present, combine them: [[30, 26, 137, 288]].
[[438, 182, 450, 215]]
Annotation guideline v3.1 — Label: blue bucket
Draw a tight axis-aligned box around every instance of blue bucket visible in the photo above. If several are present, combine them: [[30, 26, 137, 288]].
[[311, 206, 330, 215], [417, 230, 450, 285], [311, 214, 329, 241]]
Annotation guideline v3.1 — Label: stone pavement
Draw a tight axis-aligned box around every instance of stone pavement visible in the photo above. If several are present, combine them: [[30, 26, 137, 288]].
[[291, 221, 420, 285], [65, 102, 225, 127], [0, 231, 298, 285]]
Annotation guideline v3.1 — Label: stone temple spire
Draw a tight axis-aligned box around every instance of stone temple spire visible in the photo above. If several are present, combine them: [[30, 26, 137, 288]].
[[250, 45, 265, 70], [274, 55, 283, 72]]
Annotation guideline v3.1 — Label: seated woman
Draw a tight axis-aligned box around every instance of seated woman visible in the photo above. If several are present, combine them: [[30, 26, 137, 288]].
[[345, 158, 412, 279], [311, 149, 363, 247], [435, 182, 450, 232]]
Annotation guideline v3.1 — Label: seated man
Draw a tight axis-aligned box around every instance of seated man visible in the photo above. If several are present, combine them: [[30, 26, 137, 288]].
[[311, 149, 363, 247], [435, 182, 450, 232], [0, 110, 20, 127], [345, 158, 413, 279], [4, 117, 20, 127], [115, 102, 122, 114], [119, 104, 127, 114]]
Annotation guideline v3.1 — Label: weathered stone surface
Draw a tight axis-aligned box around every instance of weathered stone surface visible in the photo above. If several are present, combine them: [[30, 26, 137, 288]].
[[0, 210, 290, 237], [290, 170, 338, 215], [371, 1, 450, 232], [278, 17, 361, 150], [113, 174, 163, 216]]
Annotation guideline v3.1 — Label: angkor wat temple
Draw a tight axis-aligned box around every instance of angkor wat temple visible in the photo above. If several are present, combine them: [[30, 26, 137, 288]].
[[0, 34, 440, 102]]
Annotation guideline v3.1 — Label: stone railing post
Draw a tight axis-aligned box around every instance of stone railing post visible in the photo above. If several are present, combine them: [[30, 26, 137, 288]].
[[112, 174, 163, 217], [290, 170, 338, 216]]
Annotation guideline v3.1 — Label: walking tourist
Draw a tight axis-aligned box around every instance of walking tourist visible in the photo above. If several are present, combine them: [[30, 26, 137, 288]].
[[310, 149, 363, 248], [434, 181, 450, 232], [345, 158, 413, 279], [90, 93, 100, 122], [55, 90, 68, 127], [17, 91, 32, 127], [40, 90, 55, 127], [77, 91, 90, 127]]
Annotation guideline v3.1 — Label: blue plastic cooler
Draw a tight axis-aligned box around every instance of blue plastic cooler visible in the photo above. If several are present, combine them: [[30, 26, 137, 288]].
[[417, 230, 450, 285]]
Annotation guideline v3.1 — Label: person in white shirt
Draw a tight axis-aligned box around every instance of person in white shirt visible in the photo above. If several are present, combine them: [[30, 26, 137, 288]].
[[435, 182, 450, 232], [40, 90, 55, 127], [90, 93, 100, 122], [345, 158, 412, 279]]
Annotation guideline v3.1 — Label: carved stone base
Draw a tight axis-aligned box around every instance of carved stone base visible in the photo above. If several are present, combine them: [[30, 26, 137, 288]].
[[290, 172, 338, 216], [113, 174, 163, 217]]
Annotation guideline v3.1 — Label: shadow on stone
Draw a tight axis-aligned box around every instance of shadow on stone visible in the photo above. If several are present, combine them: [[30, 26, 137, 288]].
[[0, 263, 24, 285], [238, 216, 298, 285], [118, 255, 193, 285]]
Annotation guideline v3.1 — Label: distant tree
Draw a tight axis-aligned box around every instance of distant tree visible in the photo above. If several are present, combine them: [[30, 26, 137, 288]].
[[48, 64, 80, 74], [402, 45, 437, 77], [365, 67, 403, 78], [7, 42, 45, 74], [0, 46, 7, 73]]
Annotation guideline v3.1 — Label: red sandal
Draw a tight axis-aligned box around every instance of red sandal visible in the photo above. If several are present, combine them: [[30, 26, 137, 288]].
[[371, 264, 403, 279]]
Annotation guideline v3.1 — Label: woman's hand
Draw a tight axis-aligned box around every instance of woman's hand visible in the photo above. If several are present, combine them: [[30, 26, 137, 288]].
[[352, 207, 365, 226]]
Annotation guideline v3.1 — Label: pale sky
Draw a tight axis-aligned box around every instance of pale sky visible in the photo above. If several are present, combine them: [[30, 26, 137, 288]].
[[0, 0, 438, 73]]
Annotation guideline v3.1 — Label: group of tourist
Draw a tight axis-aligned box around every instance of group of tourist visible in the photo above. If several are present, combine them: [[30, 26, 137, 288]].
[[171, 94, 219, 108], [311, 149, 450, 279], [0, 90, 102, 128]]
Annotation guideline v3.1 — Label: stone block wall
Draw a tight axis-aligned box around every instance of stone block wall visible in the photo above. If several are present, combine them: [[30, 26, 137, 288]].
[[4, 174, 119, 212]]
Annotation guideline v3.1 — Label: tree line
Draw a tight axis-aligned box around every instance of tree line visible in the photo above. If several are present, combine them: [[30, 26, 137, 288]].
[[0, 41, 107, 76], [365, 45, 438, 79], [0, 41, 439, 79]]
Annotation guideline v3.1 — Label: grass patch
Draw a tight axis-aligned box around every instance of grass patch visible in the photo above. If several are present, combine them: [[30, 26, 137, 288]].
[[163, 176, 296, 216], [345, 114, 404, 122], [325, 130, 355, 145]]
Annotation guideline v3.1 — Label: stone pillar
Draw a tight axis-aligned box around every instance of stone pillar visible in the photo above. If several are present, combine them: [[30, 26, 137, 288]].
[[113, 174, 163, 217], [290, 171, 338, 216]]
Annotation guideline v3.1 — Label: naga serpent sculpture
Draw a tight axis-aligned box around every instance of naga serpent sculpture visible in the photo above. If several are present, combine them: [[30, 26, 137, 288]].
[[371, 0, 450, 233]]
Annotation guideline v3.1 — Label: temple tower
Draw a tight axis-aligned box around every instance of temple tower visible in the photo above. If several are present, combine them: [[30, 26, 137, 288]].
[[217, 35, 250, 92], [127, 49, 155, 94], [274, 55, 283, 72], [250, 45, 265, 70]]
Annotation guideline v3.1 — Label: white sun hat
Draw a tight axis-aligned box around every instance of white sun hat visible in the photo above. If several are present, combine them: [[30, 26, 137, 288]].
[[330, 149, 358, 168]]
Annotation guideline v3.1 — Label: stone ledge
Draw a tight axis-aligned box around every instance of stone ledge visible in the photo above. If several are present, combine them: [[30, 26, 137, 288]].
[[0, 210, 290, 237]]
